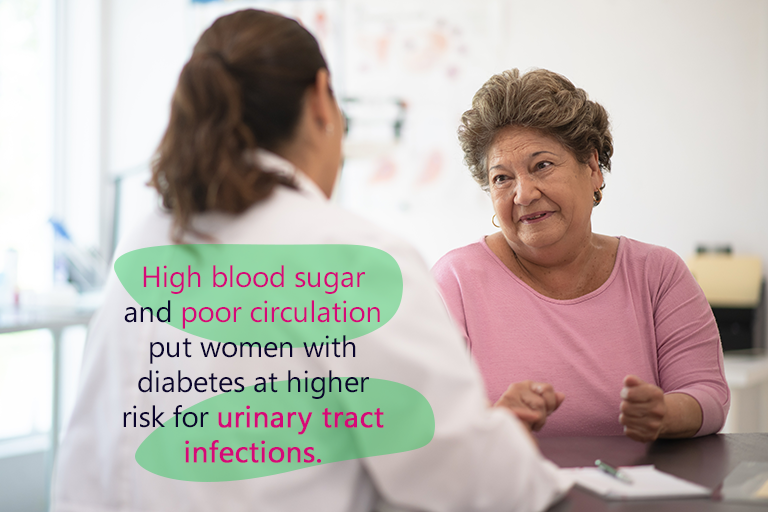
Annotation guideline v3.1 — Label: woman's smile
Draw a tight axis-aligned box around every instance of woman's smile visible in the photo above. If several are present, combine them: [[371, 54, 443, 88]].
[[518, 211, 554, 224]]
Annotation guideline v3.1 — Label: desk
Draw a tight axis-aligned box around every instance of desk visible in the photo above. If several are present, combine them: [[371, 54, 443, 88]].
[[0, 306, 95, 509], [0, 306, 95, 455], [540, 434, 768, 511]]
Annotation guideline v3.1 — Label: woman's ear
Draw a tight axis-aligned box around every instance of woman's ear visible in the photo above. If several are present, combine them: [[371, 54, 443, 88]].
[[307, 68, 336, 133], [588, 149, 603, 190]]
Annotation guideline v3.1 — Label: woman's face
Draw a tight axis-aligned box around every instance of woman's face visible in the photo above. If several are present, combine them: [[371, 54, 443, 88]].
[[487, 126, 602, 257]]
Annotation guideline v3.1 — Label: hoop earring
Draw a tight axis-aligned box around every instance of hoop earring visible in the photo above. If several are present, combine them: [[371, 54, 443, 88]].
[[492, 214, 500, 228], [593, 189, 603, 207]]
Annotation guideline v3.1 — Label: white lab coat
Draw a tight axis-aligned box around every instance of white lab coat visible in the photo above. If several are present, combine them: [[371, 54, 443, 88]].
[[52, 152, 571, 512]]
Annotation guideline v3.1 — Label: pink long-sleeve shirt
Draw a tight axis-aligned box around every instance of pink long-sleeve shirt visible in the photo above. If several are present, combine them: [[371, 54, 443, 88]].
[[432, 236, 730, 437]]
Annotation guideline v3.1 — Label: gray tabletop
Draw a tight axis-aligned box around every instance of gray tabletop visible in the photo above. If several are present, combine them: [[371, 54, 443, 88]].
[[540, 434, 768, 511]]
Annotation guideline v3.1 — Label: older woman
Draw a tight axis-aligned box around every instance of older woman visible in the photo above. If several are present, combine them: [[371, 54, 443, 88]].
[[52, 15, 570, 512], [432, 68, 730, 442]]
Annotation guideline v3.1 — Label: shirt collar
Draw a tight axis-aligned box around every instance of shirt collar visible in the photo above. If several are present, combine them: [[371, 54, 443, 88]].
[[251, 149, 328, 202]]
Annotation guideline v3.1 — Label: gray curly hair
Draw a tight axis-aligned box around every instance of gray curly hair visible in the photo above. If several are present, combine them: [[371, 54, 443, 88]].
[[458, 68, 613, 191]]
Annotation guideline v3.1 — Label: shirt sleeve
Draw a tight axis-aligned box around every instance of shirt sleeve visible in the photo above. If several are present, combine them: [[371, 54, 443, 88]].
[[357, 242, 572, 512], [649, 248, 731, 435], [431, 252, 471, 345]]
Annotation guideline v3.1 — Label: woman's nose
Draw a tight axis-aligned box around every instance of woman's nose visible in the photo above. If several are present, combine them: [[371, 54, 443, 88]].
[[513, 176, 541, 206]]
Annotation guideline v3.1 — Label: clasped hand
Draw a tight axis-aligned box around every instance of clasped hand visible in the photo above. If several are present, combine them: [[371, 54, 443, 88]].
[[494, 381, 564, 431], [619, 374, 667, 442]]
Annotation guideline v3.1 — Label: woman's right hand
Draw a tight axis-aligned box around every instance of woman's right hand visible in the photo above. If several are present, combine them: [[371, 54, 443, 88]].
[[494, 381, 565, 431]]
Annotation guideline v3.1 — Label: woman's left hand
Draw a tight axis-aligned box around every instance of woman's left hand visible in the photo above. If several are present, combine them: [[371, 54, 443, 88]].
[[494, 380, 565, 431], [619, 375, 667, 442]]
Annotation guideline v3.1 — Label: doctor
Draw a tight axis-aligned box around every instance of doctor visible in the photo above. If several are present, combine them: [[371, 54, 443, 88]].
[[52, 9, 570, 512]]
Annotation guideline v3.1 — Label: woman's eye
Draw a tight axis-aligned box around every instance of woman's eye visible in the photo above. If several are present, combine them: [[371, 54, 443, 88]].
[[491, 174, 509, 184], [535, 161, 553, 171]]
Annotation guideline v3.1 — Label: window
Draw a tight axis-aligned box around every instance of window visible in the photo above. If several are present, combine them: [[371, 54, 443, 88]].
[[0, 0, 56, 442], [0, 0, 55, 294]]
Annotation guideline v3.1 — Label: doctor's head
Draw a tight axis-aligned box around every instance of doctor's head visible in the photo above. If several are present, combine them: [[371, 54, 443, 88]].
[[151, 9, 343, 240]]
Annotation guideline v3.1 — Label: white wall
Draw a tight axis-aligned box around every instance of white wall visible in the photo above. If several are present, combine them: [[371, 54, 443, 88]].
[[504, 0, 768, 262], [92, 0, 768, 324], [106, 0, 189, 176], [100, 0, 768, 267], [502, 0, 768, 335]]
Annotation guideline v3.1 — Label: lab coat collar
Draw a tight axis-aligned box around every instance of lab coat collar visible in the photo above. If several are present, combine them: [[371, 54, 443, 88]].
[[252, 149, 328, 202]]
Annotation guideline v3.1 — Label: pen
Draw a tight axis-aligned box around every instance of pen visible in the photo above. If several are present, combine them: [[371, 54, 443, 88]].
[[595, 459, 633, 484]]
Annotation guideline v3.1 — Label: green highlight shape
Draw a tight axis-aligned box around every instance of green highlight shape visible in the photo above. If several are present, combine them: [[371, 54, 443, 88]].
[[135, 378, 435, 481], [114, 245, 403, 344]]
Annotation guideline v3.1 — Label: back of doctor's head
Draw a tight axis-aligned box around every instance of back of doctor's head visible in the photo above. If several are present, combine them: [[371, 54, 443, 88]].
[[150, 9, 328, 240]]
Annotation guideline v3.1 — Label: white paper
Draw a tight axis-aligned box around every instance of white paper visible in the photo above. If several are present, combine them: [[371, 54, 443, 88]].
[[559, 465, 712, 500]]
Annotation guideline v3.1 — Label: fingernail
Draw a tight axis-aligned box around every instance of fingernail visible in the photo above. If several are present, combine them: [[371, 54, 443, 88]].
[[620, 388, 629, 399], [532, 384, 543, 394]]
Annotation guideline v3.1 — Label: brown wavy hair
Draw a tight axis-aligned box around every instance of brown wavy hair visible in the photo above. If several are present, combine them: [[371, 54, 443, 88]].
[[458, 68, 613, 191], [150, 9, 328, 240]]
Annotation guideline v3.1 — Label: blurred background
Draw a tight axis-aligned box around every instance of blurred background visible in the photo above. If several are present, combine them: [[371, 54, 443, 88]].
[[0, 0, 767, 510]]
